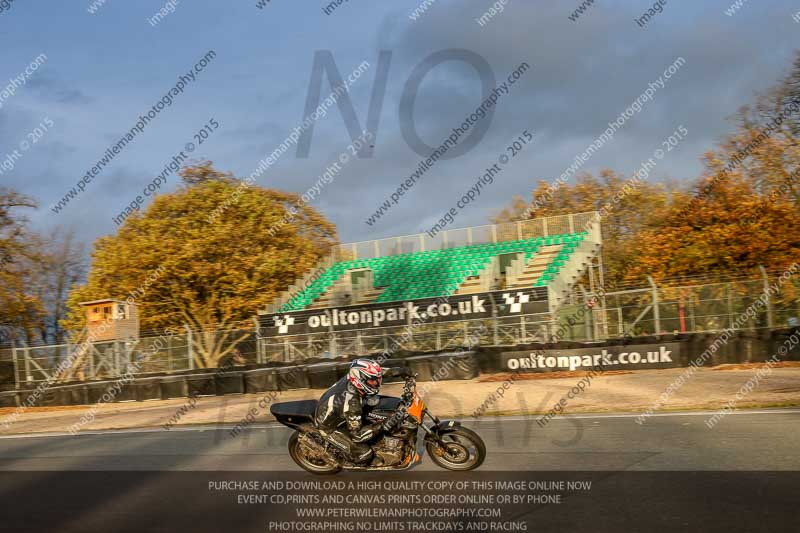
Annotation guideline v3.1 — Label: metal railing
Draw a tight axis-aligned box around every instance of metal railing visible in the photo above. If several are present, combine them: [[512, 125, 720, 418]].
[[2, 268, 796, 387], [556, 269, 800, 340], [258, 313, 553, 363], [266, 212, 602, 313], [4, 328, 258, 387], [333, 211, 599, 261]]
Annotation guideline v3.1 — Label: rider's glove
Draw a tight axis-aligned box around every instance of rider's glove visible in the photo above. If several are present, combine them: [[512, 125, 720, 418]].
[[401, 386, 414, 405], [401, 378, 415, 404], [381, 403, 408, 433], [397, 367, 413, 378]]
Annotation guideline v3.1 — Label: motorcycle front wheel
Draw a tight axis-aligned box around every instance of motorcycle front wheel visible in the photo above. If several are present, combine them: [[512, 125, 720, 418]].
[[426, 427, 486, 471], [288, 431, 342, 475]]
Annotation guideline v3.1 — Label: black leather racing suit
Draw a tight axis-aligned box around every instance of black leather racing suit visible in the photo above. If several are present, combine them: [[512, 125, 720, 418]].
[[314, 375, 405, 464]]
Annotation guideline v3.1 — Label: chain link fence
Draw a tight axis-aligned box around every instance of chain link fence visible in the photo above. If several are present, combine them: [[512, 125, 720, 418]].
[[2, 270, 797, 387], [555, 270, 800, 341], [258, 313, 553, 363], [6, 328, 257, 386]]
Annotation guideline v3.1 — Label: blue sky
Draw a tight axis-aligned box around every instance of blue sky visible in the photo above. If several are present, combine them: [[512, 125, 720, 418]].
[[1, 0, 799, 250]]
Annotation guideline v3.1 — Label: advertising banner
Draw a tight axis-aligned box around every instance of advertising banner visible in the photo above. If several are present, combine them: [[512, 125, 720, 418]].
[[259, 288, 548, 337], [501, 342, 682, 372]]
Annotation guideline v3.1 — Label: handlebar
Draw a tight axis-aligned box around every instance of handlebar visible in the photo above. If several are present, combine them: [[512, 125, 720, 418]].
[[380, 367, 417, 407], [400, 375, 417, 407]]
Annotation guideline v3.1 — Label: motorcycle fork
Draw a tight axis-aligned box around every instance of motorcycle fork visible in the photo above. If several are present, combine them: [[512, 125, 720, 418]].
[[419, 409, 447, 448]]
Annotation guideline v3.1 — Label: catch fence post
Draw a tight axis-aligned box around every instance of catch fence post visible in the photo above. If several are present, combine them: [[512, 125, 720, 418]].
[[112, 340, 120, 376], [11, 341, 19, 391], [65, 338, 71, 372], [87, 341, 95, 379], [579, 285, 592, 340], [759, 266, 774, 328], [253, 317, 263, 364], [184, 325, 195, 370], [167, 335, 173, 372], [488, 293, 499, 345], [22, 342, 31, 383], [727, 282, 735, 329], [647, 276, 661, 335]]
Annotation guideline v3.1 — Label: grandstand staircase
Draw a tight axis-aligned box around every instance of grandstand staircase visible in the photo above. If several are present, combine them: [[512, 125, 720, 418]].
[[454, 274, 489, 295], [355, 287, 384, 305], [541, 238, 600, 312], [308, 270, 382, 309], [307, 277, 347, 309], [506, 245, 563, 288], [455, 257, 498, 295]]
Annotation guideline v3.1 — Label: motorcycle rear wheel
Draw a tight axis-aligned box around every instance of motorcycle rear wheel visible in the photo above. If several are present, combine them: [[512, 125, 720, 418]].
[[288, 431, 342, 475], [426, 427, 486, 471]]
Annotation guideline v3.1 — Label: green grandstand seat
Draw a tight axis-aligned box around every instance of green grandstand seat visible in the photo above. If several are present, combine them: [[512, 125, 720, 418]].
[[279, 230, 587, 310]]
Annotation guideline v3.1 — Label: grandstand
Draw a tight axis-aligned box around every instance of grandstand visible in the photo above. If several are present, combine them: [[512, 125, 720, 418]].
[[258, 213, 603, 356], [280, 231, 591, 311]]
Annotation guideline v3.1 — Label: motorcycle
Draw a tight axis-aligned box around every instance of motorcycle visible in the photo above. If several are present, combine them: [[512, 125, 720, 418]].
[[271, 373, 486, 474]]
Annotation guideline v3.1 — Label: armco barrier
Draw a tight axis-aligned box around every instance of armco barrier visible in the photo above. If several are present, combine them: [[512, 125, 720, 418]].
[[770, 327, 800, 360], [185, 374, 216, 397], [435, 352, 479, 380], [134, 377, 163, 402], [86, 382, 115, 404], [334, 361, 351, 380], [307, 363, 339, 389], [0, 390, 17, 408], [115, 383, 138, 403], [0, 361, 14, 389], [161, 376, 188, 399], [56, 384, 88, 406], [380, 358, 410, 383], [3, 328, 795, 410], [243, 368, 279, 393], [16, 386, 59, 407], [277, 366, 310, 390], [215, 371, 244, 395], [405, 355, 434, 382], [396, 352, 479, 382]]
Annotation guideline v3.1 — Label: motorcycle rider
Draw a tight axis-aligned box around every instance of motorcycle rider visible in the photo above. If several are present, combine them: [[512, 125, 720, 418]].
[[314, 358, 411, 464]]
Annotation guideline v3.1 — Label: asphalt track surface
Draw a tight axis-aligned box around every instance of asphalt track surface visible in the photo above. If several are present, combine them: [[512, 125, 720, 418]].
[[0, 408, 798, 471]]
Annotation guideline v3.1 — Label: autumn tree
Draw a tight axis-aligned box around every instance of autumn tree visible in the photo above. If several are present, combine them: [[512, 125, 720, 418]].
[[498, 52, 800, 288], [631, 54, 800, 282], [493, 169, 672, 287], [0, 188, 44, 344], [64, 162, 339, 367], [25, 229, 86, 344], [629, 167, 800, 281]]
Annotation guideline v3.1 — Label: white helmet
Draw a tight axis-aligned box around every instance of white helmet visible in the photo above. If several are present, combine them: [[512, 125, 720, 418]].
[[348, 358, 383, 396]]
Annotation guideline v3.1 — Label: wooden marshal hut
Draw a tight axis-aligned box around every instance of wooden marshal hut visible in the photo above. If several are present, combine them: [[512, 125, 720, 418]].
[[79, 299, 140, 342]]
